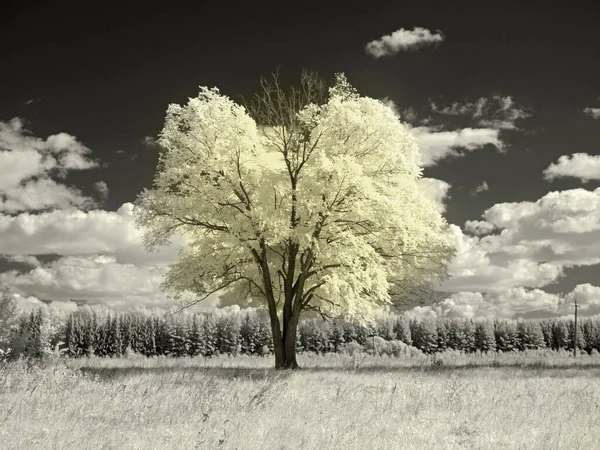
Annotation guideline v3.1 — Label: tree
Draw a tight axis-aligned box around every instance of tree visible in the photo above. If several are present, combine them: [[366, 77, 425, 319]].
[[0, 287, 20, 351], [393, 315, 412, 346], [551, 320, 570, 351], [462, 319, 476, 353], [329, 320, 346, 352], [202, 313, 219, 356], [539, 320, 554, 348], [516, 320, 545, 351], [410, 318, 438, 354], [494, 320, 518, 352], [581, 319, 600, 354], [165, 316, 190, 357], [66, 313, 85, 357], [436, 318, 449, 352], [106, 314, 123, 356], [134, 71, 456, 369], [447, 318, 466, 351], [189, 313, 207, 357], [216, 312, 242, 355], [376, 314, 397, 341], [474, 320, 496, 353], [298, 318, 328, 354], [566, 319, 584, 352]]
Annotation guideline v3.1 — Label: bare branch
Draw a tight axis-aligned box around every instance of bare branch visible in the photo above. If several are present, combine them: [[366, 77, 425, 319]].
[[166, 277, 242, 316]]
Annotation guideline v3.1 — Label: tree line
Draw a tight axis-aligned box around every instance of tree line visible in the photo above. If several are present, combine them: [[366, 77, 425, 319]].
[[2, 303, 599, 360]]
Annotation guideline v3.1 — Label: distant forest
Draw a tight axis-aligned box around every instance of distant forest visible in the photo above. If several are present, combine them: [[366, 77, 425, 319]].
[[2, 304, 598, 360]]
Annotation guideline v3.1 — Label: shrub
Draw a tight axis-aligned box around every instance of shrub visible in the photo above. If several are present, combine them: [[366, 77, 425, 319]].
[[338, 341, 363, 356], [388, 340, 423, 358], [363, 335, 389, 355]]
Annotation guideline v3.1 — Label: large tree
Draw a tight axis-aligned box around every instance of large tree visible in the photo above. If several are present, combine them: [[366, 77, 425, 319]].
[[134, 71, 456, 369]]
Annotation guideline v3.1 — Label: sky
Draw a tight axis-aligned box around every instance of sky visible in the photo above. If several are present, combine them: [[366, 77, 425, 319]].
[[1, 0, 600, 320]]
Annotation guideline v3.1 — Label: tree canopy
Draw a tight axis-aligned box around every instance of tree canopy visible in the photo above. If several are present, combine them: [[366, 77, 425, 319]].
[[134, 71, 456, 368]]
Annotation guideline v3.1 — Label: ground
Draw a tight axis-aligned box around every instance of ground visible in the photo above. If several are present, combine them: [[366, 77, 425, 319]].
[[1, 351, 599, 449]]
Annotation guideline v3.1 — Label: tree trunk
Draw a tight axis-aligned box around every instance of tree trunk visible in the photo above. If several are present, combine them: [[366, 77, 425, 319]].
[[283, 313, 300, 369], [272, 321, 286, 369], [273, 313, 300, 369]]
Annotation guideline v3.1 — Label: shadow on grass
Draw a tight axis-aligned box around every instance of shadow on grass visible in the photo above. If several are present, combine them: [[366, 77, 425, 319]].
[[77, 361, 600, 382]]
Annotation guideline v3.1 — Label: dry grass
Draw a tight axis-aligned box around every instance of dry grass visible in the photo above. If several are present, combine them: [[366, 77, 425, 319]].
[[1, 351, 599, 449]]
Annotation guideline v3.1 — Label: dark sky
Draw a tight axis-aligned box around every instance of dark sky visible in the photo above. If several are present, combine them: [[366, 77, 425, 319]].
[[1, 0, 599, 317]]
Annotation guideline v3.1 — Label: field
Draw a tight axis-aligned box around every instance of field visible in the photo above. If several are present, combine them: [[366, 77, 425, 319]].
[[1, 351, 599, 449]]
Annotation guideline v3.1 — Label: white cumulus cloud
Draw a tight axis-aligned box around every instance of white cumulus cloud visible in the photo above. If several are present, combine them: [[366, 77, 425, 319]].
[[417, 178, 451, 211], [406, 286, 581, 320], [412, 126, 502, 166], [543, 153, 600, 182], [0, 255, 216, 311], [0, 118, 101, 213], [365, 27, 444, 58], [451, 188, 600, 291], [584, 107, 600, 119], [564, 284, 600, 311], [440, 224, 565, 294], [0, 203, 185, 266], [436, 187, 600, 297]]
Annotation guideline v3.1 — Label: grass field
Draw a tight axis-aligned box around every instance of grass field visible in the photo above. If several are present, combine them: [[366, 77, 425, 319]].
[[1, 350, 599, 449]]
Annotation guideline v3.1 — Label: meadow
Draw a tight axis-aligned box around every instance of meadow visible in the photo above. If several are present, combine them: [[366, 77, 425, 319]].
[[1, 350, 599, 450]]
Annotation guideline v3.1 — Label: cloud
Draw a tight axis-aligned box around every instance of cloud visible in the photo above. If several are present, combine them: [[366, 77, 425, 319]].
[[431, 98, 486, 117], [543, 153, 600, 182], [117, 149, 139, 161], [0, 200, 196, 311], [441, 223, 565, 293], [1, 255, 218, 311], [12, 293, 80, 315], [408, 282, 600, 321], [0, 118, 100, 213], [2, 255, 42, 267], [483, 187, 600, 238], [472, 181, 489, 195], [0, 203, 185, 266], [380, 97, 399, 117], [431, 95, 529, 130], [0, 179, 99, 213], [445, 188, 600, 295], [400, 107, 418, 123], [142, 135, 161, 149], [365, 27, 444, 58], [408, 95, 530, 166], [463, 220, 495, 236], [381, 98, 418, 124], [435, 187, 600, 296], [94, 181, 109, 199], [412, 126, 502, 166], [564, 283, 600, 311], [23, 96, 50, 106], [405, 285, 590, 320], [584, 107, 600, 119], [417, 178, 451, 211]]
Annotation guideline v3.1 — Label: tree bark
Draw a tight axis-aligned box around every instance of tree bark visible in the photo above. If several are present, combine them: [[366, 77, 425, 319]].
[[274, 312, 300, 369], [284, 312, 300, 368]]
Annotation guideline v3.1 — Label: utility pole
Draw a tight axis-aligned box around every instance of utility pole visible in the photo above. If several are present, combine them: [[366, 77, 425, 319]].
[[573, 299, 579, 358]]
